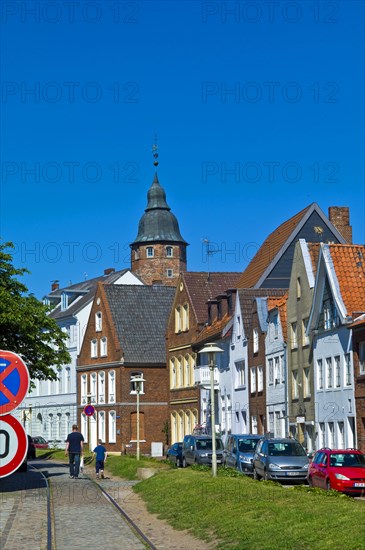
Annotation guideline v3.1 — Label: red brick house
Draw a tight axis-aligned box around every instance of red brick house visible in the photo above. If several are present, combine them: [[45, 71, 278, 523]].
[[350, 315, 365, 452], [77, 283, 175, 454]]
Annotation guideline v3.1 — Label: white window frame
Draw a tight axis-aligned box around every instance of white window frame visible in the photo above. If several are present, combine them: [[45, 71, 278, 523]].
[[108, 410, 116, 443], [166, 246, 173, 257], [253, 329, 259, 353], [290, 322, 298, 349], [235, 360, 245, 387], [302, 318, 309, 346], [146, 246, 154, 258], [257, 366, 263, 392], [81, 374, 87, 405], [166, 269, 174, 278], [292, 370, 298, 399], [98, 371, 105, 404], [170, 358, 176, 389], [326, 357, 333, 389], [304, 367, 310, 398], [359, 343, 365, 375], [250, 367, 256, 393], [334, 356, 341, 388], [91, 339, 98, 358], [345, 353, 352, 386], [95, 311, 102, 332], [108, 370, 116, 403], [317, 359, 323, 390], [90, 372, 97, 403], [268, 358, 274, 385], [98, 410, 105, 442], [100, 336, 107, 357]]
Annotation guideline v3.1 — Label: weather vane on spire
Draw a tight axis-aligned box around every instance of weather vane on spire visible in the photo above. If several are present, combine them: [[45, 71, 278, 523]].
[[152, 134, 159, 168]]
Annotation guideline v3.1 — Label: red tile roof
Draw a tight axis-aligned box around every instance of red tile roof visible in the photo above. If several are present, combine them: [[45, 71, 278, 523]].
[[181, 272, 241, 324], [326, 244, 365, 317]]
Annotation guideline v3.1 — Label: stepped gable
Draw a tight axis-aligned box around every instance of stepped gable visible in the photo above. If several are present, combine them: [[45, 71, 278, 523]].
[[103, 284, 175, 364]]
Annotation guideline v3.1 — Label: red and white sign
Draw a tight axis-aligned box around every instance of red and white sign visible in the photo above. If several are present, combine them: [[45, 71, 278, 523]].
[[84, 404, 95, 417], [0, 350, 30, 416], [0, 414, 28, 478]]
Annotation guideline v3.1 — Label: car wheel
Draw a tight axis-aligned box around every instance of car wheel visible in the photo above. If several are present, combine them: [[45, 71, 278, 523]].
[[182, 457, 187, 468], [176, 457, 180, 468], [326, 479, 331, 491], [253, 468, 260, 481]]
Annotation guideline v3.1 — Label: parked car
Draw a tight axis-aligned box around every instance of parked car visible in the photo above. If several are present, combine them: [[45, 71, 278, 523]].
[[224, 434, 262, 475], [32, 436, 49, 449], [17, 435, 36, 472], [182, 434, 224, 467], [253, 437, 309, 483], [308, 448, 365, 495], [166, 442, 183, 467]]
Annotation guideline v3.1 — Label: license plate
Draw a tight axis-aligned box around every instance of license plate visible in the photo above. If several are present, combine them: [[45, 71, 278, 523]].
[[354, 483, 365, 487], [217, 460, 222, 464], [287, 471, 300, 476]]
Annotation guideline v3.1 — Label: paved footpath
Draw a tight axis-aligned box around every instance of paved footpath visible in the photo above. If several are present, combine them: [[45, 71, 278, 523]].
[[1, 461, 148, 550]]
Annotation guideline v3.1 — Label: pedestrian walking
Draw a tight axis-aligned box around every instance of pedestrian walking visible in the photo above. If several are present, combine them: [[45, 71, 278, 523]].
[[93, 439, 107, 479], [65, 424, 84, 479]]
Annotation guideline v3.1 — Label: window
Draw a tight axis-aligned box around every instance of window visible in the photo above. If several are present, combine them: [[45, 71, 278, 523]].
[[175, 306, 181, 333], [302, 318, 309, 346], [323, 299, 339, 330], [274, 356, 280, 383], [175, 304, 189, 332], [269, 412, 274, 435], [170, 358, 176, 389], [268, 359, 274, 385], [108, 411, 116, 443], [98, 411, 105, 442], [236, 360, 245, 387], [296, 277, 301, 299], [166, 269, 174, 278], [319, 422, 325, 448], [359, 343, 365, 375], [328, 422, 335, 448], [292, 370, 299, 399], [91, 339, 97, 358], [253, 328, 259, 353], [81, 374, 87, 404], [345, 353, 352, 385], [334, 356, 341, 387], [130, 371, 144, 394], [100, 337, 107, 357], [184, 356, 190, 387], [257, 366, 263, 392], [317, 359, 323, 389], [273, 312, 279, 339], [251, 415, 258, 434], [304, 368, 310, 397], [250, 367, 256, 393], [290, 322, 298, 349], [98, 372, 105, 403], [61, 292, 68, 311], [108, 370, 115, 403], [182, 303, 189, 331], [90, 373, 97, 402], [338, 421, 344, 449], [177, 356, 183, 387], [146, 247, 154, 258], [95, 311, 102, 332], [326, 357, 333, 388], [166, 246, 173, 257]]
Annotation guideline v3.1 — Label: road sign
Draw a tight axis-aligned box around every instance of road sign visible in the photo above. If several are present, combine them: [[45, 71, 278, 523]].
[[0, 350, 30, 416], [84, 404, 95, 416], [0, 414, 28, 478]]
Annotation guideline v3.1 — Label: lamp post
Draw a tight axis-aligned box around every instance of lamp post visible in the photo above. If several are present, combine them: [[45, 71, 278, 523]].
[[130, 374, 145, 460], [198, 343, 223, 477]]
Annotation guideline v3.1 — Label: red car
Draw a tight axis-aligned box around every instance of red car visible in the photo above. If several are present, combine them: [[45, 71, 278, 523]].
[[32, 436, 49, 449], [308, 448, 365, 495]]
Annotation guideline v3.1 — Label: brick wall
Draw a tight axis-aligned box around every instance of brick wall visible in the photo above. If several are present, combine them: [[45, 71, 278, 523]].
[[131, 243, 187, 286], [352, 325, 365, 453], [328, 206, 353, 244]]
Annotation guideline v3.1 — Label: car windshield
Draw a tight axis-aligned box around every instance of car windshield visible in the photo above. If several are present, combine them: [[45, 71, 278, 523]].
[[268, 442, 306, 457], [196, 439, 224, 451], [329, 453, 365, 467], [34, 437, 46, 444], [238, 438, 259, 452]]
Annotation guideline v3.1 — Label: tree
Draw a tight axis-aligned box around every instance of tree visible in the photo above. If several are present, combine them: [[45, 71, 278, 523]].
[[0, 241, 70, 380]]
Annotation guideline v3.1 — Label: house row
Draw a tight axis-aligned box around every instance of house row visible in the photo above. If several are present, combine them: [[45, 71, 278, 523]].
[[17, 164, 365, 455]]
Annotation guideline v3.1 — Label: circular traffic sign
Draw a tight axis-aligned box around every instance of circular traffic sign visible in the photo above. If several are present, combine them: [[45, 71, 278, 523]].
[[0, 350, 30, 415], [0, 414, 28, 478], [84, 404, 95, 417]]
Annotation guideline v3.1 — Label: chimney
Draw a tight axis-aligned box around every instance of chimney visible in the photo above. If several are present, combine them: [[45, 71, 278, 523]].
[[328, 206, 352, 243], [51, 280, 59, 291], [104, 268, 116, 275]]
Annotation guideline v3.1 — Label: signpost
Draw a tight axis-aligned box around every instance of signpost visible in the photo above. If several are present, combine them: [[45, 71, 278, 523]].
[[0, 414, 28, 477], [0, 350, 30, 416]]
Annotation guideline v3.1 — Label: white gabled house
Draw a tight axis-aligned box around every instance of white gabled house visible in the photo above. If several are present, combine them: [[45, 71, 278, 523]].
[[307, 244, 365, 449]]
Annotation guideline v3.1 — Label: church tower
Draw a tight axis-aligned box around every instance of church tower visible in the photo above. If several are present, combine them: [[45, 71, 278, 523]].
[[130, 144, 188, 286]]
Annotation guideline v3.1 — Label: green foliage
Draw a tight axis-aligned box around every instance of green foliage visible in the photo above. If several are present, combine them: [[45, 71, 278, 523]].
[[0, 241, 70, 381], [133, 469, 365, 549]]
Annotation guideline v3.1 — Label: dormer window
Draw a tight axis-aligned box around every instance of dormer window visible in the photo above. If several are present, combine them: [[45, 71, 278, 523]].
[[146, 247, 154, 258], [166, 246, 173, 257], [61, 292, 68, 311], [95, 311, 102, 332]]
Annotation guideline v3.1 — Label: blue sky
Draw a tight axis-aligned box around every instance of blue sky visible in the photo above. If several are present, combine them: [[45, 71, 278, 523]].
[[1, 0, 364, 297]]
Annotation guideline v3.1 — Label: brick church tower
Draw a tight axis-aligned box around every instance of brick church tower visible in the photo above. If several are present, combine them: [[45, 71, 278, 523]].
[[130, 149, 188, 286]]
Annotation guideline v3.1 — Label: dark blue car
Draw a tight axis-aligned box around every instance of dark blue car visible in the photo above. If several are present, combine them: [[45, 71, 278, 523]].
[[166, 442, 183, 467]]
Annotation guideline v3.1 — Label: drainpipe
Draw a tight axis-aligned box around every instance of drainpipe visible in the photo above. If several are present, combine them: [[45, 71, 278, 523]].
[[283, 343, 288, 437]]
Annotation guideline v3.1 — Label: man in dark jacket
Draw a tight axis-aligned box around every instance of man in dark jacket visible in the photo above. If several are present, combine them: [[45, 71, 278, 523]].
[[65, 424, 84, 479]]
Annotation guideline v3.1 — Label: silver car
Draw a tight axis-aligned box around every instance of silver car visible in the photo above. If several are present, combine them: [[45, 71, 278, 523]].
[[182, 435, 224, 467], [253, 437, 309, 483]]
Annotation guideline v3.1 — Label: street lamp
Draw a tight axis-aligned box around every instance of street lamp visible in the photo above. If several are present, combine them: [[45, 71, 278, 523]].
[[198, 343, 223, 477], [130, 374, 145, 460]]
